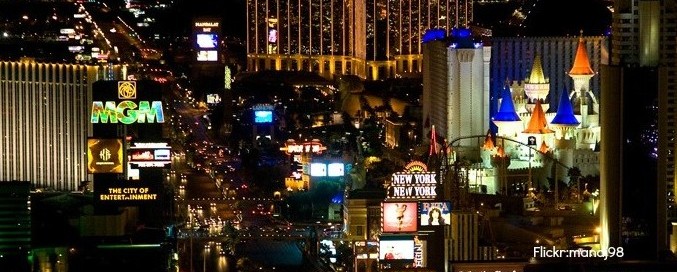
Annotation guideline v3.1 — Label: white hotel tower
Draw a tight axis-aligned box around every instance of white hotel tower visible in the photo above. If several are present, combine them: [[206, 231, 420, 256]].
[[422, 28, 490, 148]]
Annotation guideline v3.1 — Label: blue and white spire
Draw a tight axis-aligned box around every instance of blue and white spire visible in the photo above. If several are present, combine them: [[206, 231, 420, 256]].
[[550, 88, 579, 126], [493, 86, 522, 138], [492, 86, 521, 122]]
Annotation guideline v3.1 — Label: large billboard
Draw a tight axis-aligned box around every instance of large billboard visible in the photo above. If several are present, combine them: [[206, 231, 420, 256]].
[[382, 202, 417, 233], [87, 138, 124, 174], [128, 142, 171, 168], [379, 236, 415, 260], [388, 161, 438, 200], [196, 33, 218, 49], [306, 162, 345, 177], [193, 19, 221, 62], [419, 202, 451, 226], [254, 110, 273, 123], [327, 163, 344, 177], [310, 163, 327, 177], [197, 50, 218, 61]]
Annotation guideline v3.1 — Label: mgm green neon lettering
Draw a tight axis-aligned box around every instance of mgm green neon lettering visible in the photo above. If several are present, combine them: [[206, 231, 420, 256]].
[[91, 101, 165, 124]]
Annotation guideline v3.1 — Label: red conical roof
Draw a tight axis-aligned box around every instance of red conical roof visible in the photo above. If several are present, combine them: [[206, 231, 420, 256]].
[[497, 146, 506, 157], [539, 141, 549, 154], [569, 36, 594, 76], [429, 125, 438, 156], [523, 100, 554, 134], [483, 130, 495, 150]]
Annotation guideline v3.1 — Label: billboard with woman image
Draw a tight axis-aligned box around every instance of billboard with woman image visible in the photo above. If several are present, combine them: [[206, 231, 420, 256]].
[[419, 202, 451, 226]]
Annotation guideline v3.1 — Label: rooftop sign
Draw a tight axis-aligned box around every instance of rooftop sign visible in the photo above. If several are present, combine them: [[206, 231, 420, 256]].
[[387, 161, 438, 200], [280, 140, 327, 155]]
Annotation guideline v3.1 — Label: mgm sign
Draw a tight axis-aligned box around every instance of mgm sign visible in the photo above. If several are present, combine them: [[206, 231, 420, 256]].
[[387, 161, 439, 200], [91, 81, 165, 124]]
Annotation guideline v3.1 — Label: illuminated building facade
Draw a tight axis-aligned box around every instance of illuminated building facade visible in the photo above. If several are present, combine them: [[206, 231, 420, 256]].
[[600, 0, 677, 259], [490, 36, 601, 184], [422, 29, 490, 147], [0, 182, 30, 260], [422, 33, 602, 197], [489, 36, 607, 119], [343, 191, 382, 272], [449, 212, 478, 261], [247, 0, 473, 79], [247, 0, 367, 77], [0, 60, 122, 191]]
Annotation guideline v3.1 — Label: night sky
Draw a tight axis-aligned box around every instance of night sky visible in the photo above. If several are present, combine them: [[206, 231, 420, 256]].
[[523, 0, 612, 36]]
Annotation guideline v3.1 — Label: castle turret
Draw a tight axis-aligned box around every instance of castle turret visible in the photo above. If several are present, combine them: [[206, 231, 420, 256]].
[[550, 89, 579, 180], [481, 130, 497, 168], [523, 100, 553, 134], [510, 81, 528, 114], [493, 86, 522, 138], [539, 140, 550, 154], [550, 88, 580, 140], [568, 33, 597, 128], [569, 33, 595, 93], [521, 100, 554, 161], [524, 54, 550, 113]]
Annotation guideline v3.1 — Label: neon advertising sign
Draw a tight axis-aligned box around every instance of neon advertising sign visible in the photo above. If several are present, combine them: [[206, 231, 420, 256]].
[[280, 140, 327, 155], [387, 161, 438, 200], [91, 81, 165, 124]]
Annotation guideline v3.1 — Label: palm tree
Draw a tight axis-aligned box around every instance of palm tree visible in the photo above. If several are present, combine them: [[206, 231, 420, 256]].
[[221, 221, 240, 255]]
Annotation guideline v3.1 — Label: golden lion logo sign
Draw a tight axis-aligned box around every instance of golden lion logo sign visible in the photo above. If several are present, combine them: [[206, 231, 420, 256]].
[[118, 81, 137, 99]]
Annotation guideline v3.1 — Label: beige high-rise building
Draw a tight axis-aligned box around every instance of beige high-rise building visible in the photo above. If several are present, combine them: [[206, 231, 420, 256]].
[[0, 60, 122, 191]]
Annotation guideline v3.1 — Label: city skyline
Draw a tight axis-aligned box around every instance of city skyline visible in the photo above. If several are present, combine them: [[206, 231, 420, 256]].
[[0, 0, 676, 271]]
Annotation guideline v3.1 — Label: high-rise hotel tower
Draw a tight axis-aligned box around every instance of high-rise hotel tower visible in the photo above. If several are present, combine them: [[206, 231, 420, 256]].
[[247, 0, 472, 79], [0, 60, 122, 191], [600, 0, 677, 259]]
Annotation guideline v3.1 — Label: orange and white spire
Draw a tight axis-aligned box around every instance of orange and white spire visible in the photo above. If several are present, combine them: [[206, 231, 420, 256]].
[[569, 31, 594, 76], [568, 31, 598, 128], [496, 146, 506, 158], [483, 130, 496, 150], [523, 100, 553, 134], [539, 140, 550, 154], [569, 31, 595, 94]]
